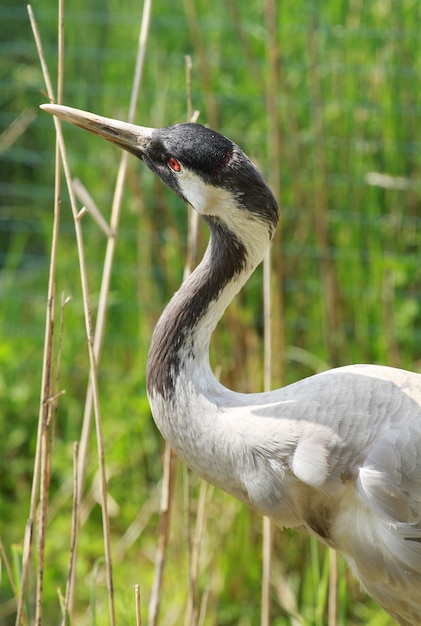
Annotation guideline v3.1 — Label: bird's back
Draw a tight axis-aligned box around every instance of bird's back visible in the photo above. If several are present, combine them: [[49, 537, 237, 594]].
[[237, 363, 421, 625]]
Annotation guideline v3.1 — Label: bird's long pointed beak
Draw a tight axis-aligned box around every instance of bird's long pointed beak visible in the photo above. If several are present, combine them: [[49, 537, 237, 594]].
[[40, 104, 154, 158]]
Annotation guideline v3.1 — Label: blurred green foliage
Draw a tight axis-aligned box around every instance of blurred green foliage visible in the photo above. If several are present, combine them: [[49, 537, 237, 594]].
[[1, 0, 421, 623]]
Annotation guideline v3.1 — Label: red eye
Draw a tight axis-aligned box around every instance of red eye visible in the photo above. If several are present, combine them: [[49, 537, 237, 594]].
[[168, 157, 181, 172]]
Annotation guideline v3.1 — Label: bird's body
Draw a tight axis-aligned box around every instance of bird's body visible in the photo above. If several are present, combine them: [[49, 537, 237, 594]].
[[42, 104, 421, 625]]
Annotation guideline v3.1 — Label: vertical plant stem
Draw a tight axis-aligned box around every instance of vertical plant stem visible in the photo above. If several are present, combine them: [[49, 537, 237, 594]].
[[17, 6, 64, 625], [182, 0, 218, 128], [77, 0, 153, 503], [183, 462, 194, 626], [148, 444, 176, 626], [306, 14, 340, 619], [307, 14, 341, 364], [60, 442, 79, 626], [183, 54, 201, 281], [261, 0, 282, 623], [149, 56, 200, 625], [60, 134, 117, 626], [261, 247, 273, 626], [262, 244, 273, 626], [134, 584, 142, 626], [36, 0, 66, 597], [186, 480, 208, 626], [328, 550, 338, 626], [34, 28, 117, 619], [183, 55, 207, 626], [263, 0, 283, 385], [69, 0, 153, 612]]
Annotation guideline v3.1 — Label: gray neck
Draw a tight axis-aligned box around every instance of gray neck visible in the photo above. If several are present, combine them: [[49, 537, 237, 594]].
[[146, 221, 251, 399]]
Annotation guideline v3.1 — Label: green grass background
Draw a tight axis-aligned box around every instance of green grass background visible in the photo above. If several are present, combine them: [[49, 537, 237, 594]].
[[1, 0, 421, 623]]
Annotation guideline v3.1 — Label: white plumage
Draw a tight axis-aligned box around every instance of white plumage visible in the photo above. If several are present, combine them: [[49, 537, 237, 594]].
[[42, 104, 421, 625]]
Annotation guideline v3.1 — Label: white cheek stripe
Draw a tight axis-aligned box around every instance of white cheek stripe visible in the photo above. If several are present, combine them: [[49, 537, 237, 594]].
[[177, 170, 231, 216], [177, 169, 271, 265]]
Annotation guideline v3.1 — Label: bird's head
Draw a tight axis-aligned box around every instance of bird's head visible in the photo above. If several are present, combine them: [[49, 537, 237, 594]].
[[41, 104, 279, 237]]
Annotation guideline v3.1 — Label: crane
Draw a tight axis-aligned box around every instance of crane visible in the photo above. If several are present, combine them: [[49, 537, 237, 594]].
[[41, 103, 421, 625]]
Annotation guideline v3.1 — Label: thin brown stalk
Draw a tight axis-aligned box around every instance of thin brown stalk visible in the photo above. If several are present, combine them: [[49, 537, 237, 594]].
[[35, 288, 68, 625], [134, 584, 142, 626], [183, 55, 206, 626], [185, 480, 208, 626], [16, 6, 63, 625], [72, 178, 112, 237], [0, 108, 36, 156], [261, 248, 274, 626], [197, 588, 210, 626], [148, 444, 176, 626], [263, 0, 283, 385], [306, 16, 341, 364], [68, 0, 153, 613], [33, 20, 117, 623], [36, 0, 65, 620], [183, 55, 201, 281], [328, 549, 338, 626], [35, 386, 52, 626], [182, 0, 218, 128], [183, 463, 193, 626], [76, 0, 153, 514], [60, 442, 79, 626], [57, 123, 116, 626], [306, 16, 341, 619], [261, 0, 282, 621]]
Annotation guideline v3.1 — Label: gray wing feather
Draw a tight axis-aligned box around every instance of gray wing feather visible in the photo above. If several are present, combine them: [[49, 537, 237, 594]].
[[357, 422, 421, 525]]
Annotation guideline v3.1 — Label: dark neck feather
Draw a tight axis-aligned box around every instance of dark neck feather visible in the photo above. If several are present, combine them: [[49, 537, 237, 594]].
[[146, 221, 247, 399]]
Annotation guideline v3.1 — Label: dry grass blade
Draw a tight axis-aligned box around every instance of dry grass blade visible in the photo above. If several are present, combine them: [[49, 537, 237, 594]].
[[30, 8, 117, 624], [68, 0, 153, 613], [16, 6, 64, 626], [72, 178, 112, 237], [0, 108, 36, 156], [0, 536, 27, 625], [76, 0, 153, 508]]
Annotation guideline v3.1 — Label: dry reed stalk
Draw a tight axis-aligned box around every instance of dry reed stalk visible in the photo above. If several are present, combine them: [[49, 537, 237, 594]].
[[148, 444, 176, 626], [134, 584, 143, 626], [0, 108, 37, 156], [182, 55, 209, 626], [183, 54, 200, 281], [76, 0, 153, 506], [66, 0, 153, 613], [328, 549, 338, 626], [261, 0, 283, 622], [306, 18, 339, 623], [185, 480, 208, 626], [16, 5, 65, 625], [72, 178, 113, 237], [30, 11, 117, 623], [261, 246, 274, 626], [306, 16, 341, 365], [60, 442, 79, 626], [182, 0, 218, 129], [149, 54, 203, 626], [183, 463, 193, 623]]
